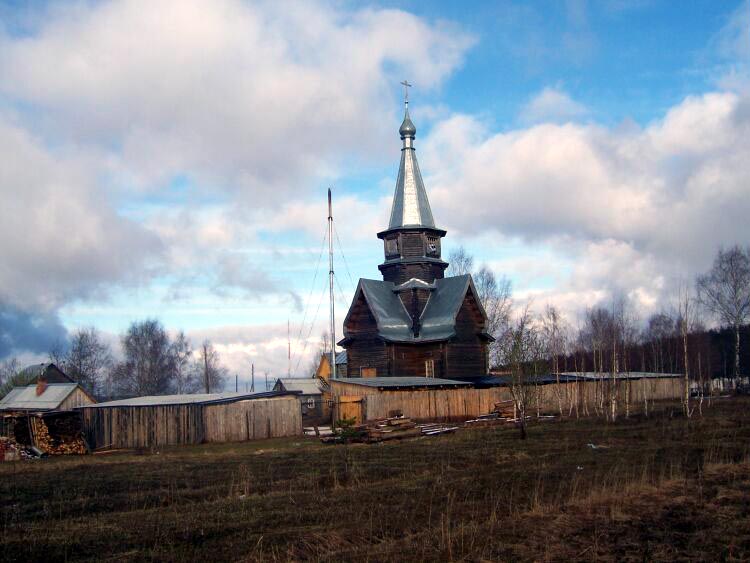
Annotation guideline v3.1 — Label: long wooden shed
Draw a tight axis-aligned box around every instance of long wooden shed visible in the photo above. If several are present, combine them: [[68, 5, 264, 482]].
[[76, 391, 302, 449]]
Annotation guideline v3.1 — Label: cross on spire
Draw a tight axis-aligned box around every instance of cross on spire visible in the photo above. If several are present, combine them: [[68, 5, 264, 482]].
[[400, 80, 412, 106]]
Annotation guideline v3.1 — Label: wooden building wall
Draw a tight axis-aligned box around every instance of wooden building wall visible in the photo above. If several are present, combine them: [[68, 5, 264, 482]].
[[203, 398, 301, 443], [345, 295, 389, 377], [59, 387, 96, 411], [79, 396, 301, 449], [390, 343, 445, 377], [330, 377, 684, 422], [446, 291, 488, 378]]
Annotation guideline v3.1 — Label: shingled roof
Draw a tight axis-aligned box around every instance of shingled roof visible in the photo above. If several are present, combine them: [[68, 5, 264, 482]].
[[342, 274, 491, 344]]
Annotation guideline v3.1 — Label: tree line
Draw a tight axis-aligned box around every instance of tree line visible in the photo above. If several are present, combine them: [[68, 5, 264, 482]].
[[447, 244, 750, 426], [0, 319, 228, 400], [448, 245, 750, 379]]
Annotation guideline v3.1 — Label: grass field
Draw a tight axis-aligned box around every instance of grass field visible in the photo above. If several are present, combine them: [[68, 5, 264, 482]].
[[2, 398, 750, 561]]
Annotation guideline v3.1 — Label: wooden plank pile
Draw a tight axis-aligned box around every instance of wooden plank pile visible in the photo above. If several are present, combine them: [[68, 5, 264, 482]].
[[364, 416, 422, 443], [465, 400, 517, 427], [321, 415, 460, 444]]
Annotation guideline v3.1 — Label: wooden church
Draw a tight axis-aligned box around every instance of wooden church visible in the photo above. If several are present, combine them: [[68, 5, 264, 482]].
[[339, 98, 493, 380]]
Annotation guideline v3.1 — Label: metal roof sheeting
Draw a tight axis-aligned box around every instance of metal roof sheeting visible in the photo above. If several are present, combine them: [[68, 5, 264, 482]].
[[77, 390, 290, 409], [559, 372, 683, 380], [387, 108, 436, 230], [275, 378, 324, 395], [335, 351, 347, 365], [334, 377, 470, 389], [348, 274, 486, 344], [0, 383, 80, 411]]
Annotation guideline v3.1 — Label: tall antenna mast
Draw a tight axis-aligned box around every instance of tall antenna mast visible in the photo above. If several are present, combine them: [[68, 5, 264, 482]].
[[328, 187, 336, 380]]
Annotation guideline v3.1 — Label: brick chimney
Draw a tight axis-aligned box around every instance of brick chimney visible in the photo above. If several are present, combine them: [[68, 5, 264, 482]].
[[36, 377, 48, 396]]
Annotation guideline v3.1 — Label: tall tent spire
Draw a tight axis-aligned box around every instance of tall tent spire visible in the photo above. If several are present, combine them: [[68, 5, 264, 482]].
[[387, 86, 436, 230]]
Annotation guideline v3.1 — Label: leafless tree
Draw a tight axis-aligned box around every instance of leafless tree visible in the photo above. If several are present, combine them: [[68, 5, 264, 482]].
[[677, 284, 696, 417], [58, 327, 113, 397], [446, 245, 474, 276], [0, 357, 19, 392], [47, 339, 68, 367], [645, 312, 675, 373], [502, 306, 541, 439], [541, 305, 567, 416], [113, 319, 176, 397], [474, 266, 512, 367], [171, 331, 197, 394], [696, 245, 750, 381], [197, 340, 227, 393]]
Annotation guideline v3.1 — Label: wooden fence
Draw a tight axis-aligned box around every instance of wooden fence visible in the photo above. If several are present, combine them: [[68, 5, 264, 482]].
[[331, 377, 685, 422], [79, 396, 302, 449]]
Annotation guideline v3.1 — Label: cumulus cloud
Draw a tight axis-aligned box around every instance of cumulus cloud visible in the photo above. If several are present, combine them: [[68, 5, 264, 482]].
[[0, 0, 474, 202], [0, 116, 163, 313], [423, 90, 750, 318], [519, 87, 589, 124], [0, 0, 473, 358], [188, 320, 329, 381]]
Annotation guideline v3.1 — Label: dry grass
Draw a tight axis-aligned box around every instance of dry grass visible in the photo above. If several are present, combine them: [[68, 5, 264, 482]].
[[2, 398, 750, 561]]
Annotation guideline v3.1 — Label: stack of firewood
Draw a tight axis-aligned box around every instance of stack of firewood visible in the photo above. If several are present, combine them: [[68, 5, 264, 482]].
[[29, 416, 87, 455]]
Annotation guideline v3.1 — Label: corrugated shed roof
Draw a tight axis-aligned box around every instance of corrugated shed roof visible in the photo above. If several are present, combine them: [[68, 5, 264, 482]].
[[0, 383, 80, 411], [275, 378, 324, 395], [334, 377, 470, 389], [78, 390, 290, 408], [559, 372, 683, 380], [335, 351, 347, 365]]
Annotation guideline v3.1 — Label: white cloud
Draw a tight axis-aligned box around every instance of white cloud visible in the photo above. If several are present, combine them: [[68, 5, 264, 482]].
[[0, 0, 474, 203], [519, 87, 589, 125], [0, 0, 474, 357], [0, 116, 162, 312], [422, 89, 750, 320]]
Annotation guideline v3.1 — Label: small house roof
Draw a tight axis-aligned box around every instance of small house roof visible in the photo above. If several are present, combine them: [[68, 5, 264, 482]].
[[274, 378, 325, 395], [77, 390, 290, 409], [0, 383, 81, 411], [17, 362, 73, 383], [333, 377, 470, 390], [335, 350, 347, 365]]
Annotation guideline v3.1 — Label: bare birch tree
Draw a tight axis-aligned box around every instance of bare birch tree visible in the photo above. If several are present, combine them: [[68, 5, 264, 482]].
[[696, 245, 750, 382], [60, 327, 113, 397], [503, 306, 540, 439], [171, 331, 197, 394]]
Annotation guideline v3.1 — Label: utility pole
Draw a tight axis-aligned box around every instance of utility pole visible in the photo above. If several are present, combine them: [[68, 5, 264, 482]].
[[203, 342, 209, 393], [328, 187, 336, 380], [264, 371, 269, 392], [251, 363, 255, 393], [287, 319, 291, 377]]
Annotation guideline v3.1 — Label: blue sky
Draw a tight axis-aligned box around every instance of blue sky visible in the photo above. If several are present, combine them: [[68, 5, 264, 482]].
[[0, 0, 749, 379]]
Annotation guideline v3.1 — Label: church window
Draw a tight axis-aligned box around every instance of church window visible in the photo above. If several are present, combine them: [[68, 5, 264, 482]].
[[425, 359, 435, 378], [385, 238, 399, 257], [426, 236, 439, 256]]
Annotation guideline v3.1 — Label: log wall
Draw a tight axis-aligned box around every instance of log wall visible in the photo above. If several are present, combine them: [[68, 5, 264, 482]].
[[79, 396, 301, 449]]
